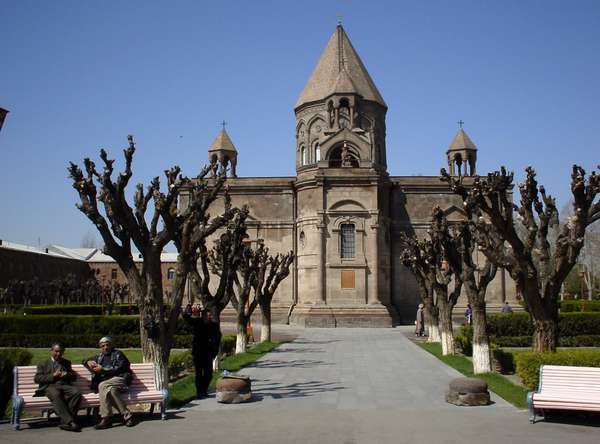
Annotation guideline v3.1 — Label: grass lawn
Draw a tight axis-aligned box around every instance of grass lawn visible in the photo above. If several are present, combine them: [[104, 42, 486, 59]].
[[417, 342, 529, 409], [169, 340, 281, 407]]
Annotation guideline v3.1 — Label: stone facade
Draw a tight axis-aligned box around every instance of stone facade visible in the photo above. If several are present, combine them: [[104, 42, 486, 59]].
[[197, 24, 517, 327]]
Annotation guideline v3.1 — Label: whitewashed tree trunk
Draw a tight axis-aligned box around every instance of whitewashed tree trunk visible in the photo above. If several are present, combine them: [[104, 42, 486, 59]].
[[472, 342, 491, 374], [235, 322, 248, 354], [440, 329, 455, 355], [471, 300, 491, 373], [428, 323, 440, 343]]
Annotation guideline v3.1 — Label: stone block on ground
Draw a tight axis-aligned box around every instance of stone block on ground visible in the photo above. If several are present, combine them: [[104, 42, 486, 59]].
[[216, 375, 252, 404], [445, 377, 490, 406]]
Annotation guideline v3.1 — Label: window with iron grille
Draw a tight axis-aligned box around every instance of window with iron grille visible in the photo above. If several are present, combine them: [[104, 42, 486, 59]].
[[340, 224, 355, 258]]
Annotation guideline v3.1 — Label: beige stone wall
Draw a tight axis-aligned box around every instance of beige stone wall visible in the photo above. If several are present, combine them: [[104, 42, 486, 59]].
[[389, 177, 517, 322]]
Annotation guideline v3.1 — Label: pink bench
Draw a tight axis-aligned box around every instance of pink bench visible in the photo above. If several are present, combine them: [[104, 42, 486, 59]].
[[11, 363, 168, 430], [527, 365, 600, 423]]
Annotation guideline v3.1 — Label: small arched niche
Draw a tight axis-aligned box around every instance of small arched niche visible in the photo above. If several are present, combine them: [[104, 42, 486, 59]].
[[328, 142, 360, 168]]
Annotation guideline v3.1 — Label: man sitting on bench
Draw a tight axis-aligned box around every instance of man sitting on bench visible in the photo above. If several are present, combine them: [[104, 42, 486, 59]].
[[33, 343, 82, 432], [83, 336, 136, 429]]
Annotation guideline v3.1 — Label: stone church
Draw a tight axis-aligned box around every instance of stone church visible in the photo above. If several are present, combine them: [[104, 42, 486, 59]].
[[202, 25, 515, 327]]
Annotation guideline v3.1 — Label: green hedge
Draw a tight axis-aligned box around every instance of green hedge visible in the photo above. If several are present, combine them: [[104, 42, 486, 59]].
[[0, 315, 202, 348], [515, 350, 600, 390], [24, 304, 140, 315], [0, 349, 33, 419], [560, 300, 600, 313], [487, 312, 600, 338], [0, 315, 197, 336], [487, 313, 533, 337]]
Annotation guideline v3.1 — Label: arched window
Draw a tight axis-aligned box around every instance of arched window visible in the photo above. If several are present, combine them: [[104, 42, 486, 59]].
[[340, 223, 355, 259], [301, 146, 307, 166], [315, 143, 321, 162], [167, 268, 175, 280], [299, 231, 305, 249]]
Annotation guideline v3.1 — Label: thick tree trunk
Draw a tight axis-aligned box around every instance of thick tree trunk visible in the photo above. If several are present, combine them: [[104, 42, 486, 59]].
[[532, 318, 558, 353], [236, 320, 248, 354], [525, 283, 559, 352], [260, 304, 272, 343], [139, 323, 169, 391], [437, 299, 455, 355], [428, 324, 441, 343], [424, 305, 440, 342], [471, 300, 491, 374]]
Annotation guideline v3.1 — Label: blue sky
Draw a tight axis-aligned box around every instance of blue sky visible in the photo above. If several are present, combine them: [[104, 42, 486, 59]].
[[1, 0, 599, 247]]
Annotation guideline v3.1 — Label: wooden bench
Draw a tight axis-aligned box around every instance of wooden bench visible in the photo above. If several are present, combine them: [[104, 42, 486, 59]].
[[527, 365, 600, 423], [11, 363, 168, 430]]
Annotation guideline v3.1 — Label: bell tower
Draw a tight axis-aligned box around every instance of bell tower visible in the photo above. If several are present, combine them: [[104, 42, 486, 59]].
[[291, 24, 395, 327], [294, 24, 388, 173]]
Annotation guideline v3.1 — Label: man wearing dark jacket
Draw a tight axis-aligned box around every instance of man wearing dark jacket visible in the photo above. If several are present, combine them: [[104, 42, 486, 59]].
[[34, 343, 81, 432], [183, 305, 222, 398], [83, 336, 135, 429]]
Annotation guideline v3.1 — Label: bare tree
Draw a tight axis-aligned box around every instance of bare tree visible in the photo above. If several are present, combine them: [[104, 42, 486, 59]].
[[400, 211, 462, 355], [429, 210, 463, 355], [399, 234, 440, 342], [68, 135, 236, 388], [253, 248, 294, 342], [187, 207, 250, 322], [230, 244, 261, 354], [431, 208, 497, 373], [442, 165, 600, 352]]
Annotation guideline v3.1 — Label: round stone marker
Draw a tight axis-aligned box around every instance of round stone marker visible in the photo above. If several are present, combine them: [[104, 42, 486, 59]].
[[445, 377, 490, 406], [216, 375, 252, 404]]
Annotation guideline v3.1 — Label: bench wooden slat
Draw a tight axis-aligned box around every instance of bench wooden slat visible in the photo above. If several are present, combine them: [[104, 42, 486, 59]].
[[11, 363, 167, 430], [528, 364, 600, 423]]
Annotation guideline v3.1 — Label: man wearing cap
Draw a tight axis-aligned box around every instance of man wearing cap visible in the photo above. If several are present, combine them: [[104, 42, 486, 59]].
[[83, 337, 136, 429], [33, 343, 82, 431]]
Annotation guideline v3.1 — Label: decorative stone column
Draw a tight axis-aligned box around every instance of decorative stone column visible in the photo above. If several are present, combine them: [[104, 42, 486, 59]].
[[316, 220, 326, 304], [369, 216, 379, 305]]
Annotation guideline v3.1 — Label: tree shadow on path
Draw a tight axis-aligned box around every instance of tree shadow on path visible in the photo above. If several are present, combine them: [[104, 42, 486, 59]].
[[251, 379, 346, 400]]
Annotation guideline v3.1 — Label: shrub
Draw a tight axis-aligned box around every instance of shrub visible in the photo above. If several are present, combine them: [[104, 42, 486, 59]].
[[454, 325, 473, 356], [487, 312, 600, 339], [25, 304, 140, 315], [490, 336, 532, 347], [558, 335, 600, 347], [560, 300, 600, 313], [490, 345, 515, 374], [0, 349, 33, 419], [168, 350, 194, 380], [220, 334, 236, 356], [515, 350, 600, 390], [487, 313, 533, 337], [559, 313, 600, 336]]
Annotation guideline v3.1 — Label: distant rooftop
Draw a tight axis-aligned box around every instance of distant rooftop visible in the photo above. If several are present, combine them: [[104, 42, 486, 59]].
[[0, 240, 177, 263]]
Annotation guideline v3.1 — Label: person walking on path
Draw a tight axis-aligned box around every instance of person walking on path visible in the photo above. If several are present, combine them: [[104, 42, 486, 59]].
[[415, 303, 425, 337], [83, 336, 136, 429], [183, 305, 222, 398], [33, 343, 82, 432]]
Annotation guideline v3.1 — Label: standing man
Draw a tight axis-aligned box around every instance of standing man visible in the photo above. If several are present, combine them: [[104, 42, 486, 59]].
[[501, 301, 513, 313], [34, 343, 82, 432], [183, 306, 222, 398], [414, 303, 425, 337], [83, 337, 136, 429]]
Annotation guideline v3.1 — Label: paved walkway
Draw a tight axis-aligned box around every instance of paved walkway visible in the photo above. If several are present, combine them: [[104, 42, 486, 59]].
[[2, 327, 599, 444]]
